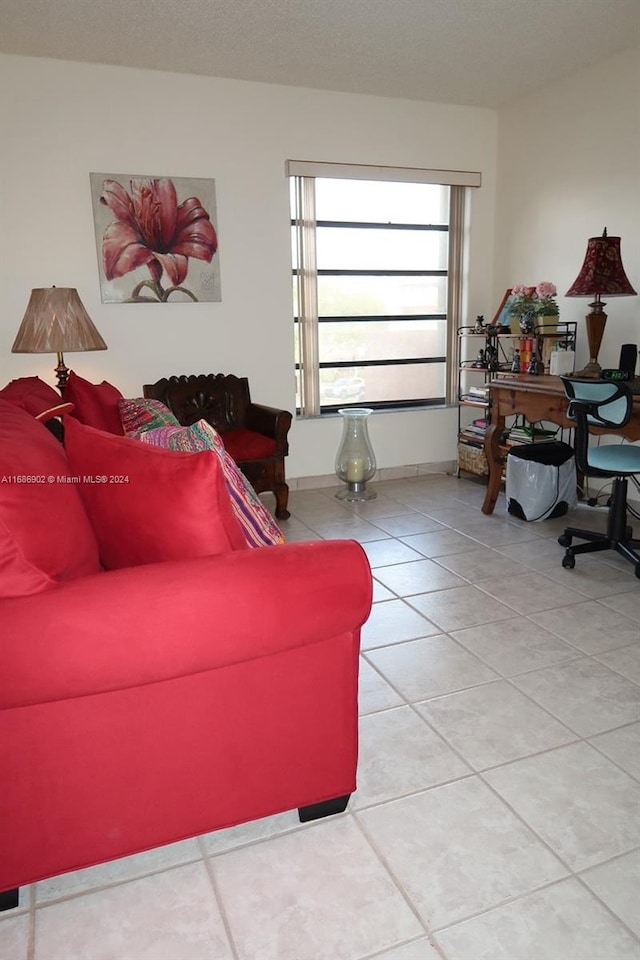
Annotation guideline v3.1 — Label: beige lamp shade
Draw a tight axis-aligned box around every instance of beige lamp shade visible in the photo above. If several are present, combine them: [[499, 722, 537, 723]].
[[12, 287, 107, 390], [12, 287, 107, 354]]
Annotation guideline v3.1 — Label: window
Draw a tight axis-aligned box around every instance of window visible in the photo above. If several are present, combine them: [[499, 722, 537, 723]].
[[288, 161, 480, 416]]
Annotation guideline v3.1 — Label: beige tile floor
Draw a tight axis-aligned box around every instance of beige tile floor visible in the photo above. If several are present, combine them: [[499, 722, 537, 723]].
[[2, 474, 639, 960]]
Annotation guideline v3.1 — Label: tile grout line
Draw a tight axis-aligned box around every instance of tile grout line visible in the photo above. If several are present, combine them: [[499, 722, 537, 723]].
[[572, 868, 640, 948], [356, 932, 449, 960], [30, 854, 204, 910], [27, 888, 35, 960], [585, 726, 640, 785], [361, 632, 637, 769], [348, 811, 435, 952], [476, 759, 640, 885], [502, 664, 640, 741], [199, 842, 242, 960], [428, 869, 640, 946]]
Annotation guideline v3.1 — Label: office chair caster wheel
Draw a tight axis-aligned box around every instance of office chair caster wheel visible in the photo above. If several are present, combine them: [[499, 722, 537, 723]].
[[562, 551, 575, 570], [558, 534, 572, 548]]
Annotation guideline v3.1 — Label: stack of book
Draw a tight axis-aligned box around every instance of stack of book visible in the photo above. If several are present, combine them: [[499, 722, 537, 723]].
[[459, 417, 489, 446], [461, 385, 490, 404], [507, 424, 557, 445]]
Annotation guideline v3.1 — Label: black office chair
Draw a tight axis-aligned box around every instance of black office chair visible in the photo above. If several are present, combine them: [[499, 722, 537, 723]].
[[558, 377, 640, 578]]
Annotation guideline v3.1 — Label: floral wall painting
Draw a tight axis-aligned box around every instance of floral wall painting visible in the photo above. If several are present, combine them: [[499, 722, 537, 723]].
[[89, 173, 221, 303]]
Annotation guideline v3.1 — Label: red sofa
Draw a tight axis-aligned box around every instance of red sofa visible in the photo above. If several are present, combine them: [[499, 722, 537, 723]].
[[0, 397, 372, 910]]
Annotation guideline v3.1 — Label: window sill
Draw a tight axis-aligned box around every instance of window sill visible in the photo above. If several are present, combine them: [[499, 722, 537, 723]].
[[296, 402, 454, 421]]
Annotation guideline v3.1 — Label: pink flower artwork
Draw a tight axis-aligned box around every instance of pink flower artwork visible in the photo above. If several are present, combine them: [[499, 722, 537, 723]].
[[90, 173, 221, 303]]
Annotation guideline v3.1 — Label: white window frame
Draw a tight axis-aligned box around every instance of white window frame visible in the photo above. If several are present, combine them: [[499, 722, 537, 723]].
[[287, 160, 481, 416]]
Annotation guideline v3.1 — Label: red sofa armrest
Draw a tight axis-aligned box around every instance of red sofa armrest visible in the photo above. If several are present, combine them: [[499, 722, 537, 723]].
[[0, 540, 372, 708]]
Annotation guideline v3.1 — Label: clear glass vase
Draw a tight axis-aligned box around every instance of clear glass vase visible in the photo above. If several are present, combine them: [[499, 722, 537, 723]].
[[335, 407, 377, 501]]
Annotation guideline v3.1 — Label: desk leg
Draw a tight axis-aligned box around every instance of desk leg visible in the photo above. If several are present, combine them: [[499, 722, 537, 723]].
[[482, 423, 503, 515]]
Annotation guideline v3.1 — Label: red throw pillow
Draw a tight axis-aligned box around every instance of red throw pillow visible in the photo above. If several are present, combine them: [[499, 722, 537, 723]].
[[63, 417, 247, 570], [0, 400, 101, 597], [0, 376, 64, 418], [138, 420, 286, 548], [63, 371, 124, 435]]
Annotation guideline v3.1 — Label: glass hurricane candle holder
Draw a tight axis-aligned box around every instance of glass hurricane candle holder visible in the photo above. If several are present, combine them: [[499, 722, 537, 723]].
[[335, 407, 377, 501]]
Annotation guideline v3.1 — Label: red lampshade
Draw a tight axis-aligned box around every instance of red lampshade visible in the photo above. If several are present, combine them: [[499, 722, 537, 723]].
[[565, 230, 637, 298]]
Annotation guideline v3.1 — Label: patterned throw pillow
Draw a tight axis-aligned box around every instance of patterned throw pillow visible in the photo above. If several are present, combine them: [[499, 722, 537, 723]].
[[139, 419, 285, 548], [118, 397, 181, 436]]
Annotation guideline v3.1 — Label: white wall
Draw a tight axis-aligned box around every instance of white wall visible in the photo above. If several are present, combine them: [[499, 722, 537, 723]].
[[0, 54, 498, 478], [494, 46, 640, 372]]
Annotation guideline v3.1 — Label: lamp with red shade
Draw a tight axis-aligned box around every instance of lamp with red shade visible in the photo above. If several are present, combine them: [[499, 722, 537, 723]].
[[565, 229, 637, 378]]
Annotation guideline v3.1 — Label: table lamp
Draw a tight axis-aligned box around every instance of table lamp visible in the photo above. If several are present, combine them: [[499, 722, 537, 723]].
[[12, 287, 107, 390], [565, 229, 637, 378]]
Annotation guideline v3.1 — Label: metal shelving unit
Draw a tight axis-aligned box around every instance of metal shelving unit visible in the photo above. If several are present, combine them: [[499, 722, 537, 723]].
[[456, 321, 577, 480]]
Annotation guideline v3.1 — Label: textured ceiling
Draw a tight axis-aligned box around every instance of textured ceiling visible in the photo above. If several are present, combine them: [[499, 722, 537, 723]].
[[0, 0, 638, 108]]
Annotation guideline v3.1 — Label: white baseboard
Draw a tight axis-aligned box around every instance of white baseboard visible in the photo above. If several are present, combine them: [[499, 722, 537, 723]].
[[288, 461, 457, 491]]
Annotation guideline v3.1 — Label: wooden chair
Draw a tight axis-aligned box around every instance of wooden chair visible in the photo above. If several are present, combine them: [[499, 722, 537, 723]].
[[143, 374, 292, 519]]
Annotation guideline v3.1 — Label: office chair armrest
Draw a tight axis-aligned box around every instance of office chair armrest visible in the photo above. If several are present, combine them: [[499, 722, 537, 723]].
[[567, 397, 605, 424]]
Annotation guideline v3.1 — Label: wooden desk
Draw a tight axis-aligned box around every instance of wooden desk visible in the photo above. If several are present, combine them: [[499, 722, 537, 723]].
[[481, 374, 640, 515]]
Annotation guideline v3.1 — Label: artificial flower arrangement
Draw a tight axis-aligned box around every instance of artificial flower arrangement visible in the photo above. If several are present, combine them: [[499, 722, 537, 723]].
[[509, 282, 560, 319]]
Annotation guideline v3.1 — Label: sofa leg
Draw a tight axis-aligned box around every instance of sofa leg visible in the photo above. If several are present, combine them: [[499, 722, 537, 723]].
[[274, 482, 290, 520], [298, 794, 350, 822], [0, 889, 19, 912]]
